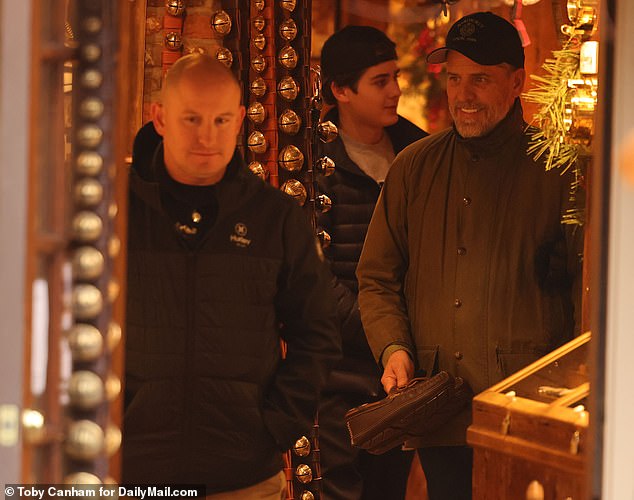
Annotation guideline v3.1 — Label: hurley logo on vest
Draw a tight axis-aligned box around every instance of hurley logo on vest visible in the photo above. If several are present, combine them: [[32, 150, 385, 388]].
[[230, 222, 251, 248]]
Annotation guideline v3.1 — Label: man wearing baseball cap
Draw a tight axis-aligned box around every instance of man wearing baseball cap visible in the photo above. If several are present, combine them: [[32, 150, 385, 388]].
[[357, 12, 582, 499], [317, 25, 427, 500]]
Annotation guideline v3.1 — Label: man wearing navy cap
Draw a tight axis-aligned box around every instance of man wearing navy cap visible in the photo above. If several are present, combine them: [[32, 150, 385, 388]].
[[317, 25, 427, 500], [357, 12, 582, 499]]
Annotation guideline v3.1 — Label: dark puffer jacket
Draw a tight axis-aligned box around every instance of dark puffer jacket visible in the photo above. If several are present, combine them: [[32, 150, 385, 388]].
[[318, 109, 427, 365], [122, 141, 340, 493]]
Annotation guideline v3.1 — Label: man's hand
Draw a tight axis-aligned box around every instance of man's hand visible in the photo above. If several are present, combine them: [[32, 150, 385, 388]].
[[381, 349, 414, 393]]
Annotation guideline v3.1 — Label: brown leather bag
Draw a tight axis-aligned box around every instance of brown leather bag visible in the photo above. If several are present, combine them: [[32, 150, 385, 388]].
[[344, 371, 473, 455]]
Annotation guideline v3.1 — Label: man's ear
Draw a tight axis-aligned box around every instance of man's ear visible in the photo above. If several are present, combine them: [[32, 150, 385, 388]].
[[330, 81, 351, 104], [235, 105, 246, 134], [512, 68, 526, 97], [150, 102, 166, 136]]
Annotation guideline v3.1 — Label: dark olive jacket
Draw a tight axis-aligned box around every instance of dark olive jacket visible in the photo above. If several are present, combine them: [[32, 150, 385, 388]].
[[122, 145, 341, 492], [357, 101, 583, 446]]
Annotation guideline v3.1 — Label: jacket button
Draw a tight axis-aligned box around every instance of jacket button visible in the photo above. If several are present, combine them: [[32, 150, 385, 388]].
[[463, 196, 471, 206], [457, 247, 467, 256], [454, 351, 463, 360], [454, 298, 462, 308]]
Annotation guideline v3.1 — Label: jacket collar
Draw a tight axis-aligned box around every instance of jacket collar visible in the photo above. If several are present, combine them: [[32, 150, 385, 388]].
[[130, 144, 260, 219], [322, 107, 426, 177], [455, 98, 526, 157]]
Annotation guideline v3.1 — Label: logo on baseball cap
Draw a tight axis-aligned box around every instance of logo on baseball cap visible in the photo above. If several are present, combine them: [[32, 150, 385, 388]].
[[427, 11, 525, 69]]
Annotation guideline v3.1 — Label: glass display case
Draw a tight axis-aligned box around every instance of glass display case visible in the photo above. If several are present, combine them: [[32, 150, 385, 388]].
[[467, 332, 591, 500]]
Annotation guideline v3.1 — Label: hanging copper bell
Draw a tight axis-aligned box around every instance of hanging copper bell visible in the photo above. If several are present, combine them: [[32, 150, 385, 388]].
[[279, 19, 298, 41], [211, 10, 232, 36], [280, 179, 307, 206], [295, 464, 313, 484], [317, 229, 331, 248], [216, 47, 233, 68], [248, 131, 268, 154], [279, 109, 301, 135], [165, 0, 185, 16], [317, 120, 339, 143], [164, 31, 182, 50], [277, 76, 299, 101], [316, 156, 336, 176], [247, 102, 267, 125], [248, 161, 269, 181], [66, 323, 103, 362], [253, 16, 265, 32], [65, 420, 104, 461], [293, 436, 311, 456], [252, 33, 266, 51], [251, 54, 267, 73], [250, 77, 267, 98], [278, 45, 298, 70], [72, 246, 105, 281], [278, 145, 304, 171]]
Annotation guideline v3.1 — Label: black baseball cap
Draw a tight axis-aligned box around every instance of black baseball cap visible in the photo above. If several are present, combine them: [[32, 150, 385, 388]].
[[321, 25, 397, 80], [427, 12, 524, 69]]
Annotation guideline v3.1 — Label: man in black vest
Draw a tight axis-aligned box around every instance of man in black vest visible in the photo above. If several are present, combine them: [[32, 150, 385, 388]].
[[317, 26, 428, 500], [122, 54, 341, 499]]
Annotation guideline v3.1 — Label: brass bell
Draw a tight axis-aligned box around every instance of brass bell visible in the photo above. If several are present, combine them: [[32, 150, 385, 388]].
[[64, 472, 101, 485], [107, 321, 122, 351], [280, 179, 307, 206], [251, 54, 267, 74], [165, 0, 185, 16], [77, 125, 103, 149], [252, 16, 265, 32], [211, 10, 232, 36], [105, 424, 122, 456], [280, 0, 297, 12], [295, 464, 313, 484], [317, 120, 339, 143], [164, 31, 183, 50], [252, 33, 266, 51], [279, 109, 301, 135], [317, 229, 331, 249], [316, 156, 336, 177], [278, 145, 304, 172], [109, 201, 118, 219], [72, 284, 103, 320], [68, 370, 104, 410], [293, 436, 311, 457], [82, 17, 102, 34], [22, 409, 46, 444], [247, 102, 267, 125], [108, 236, 120, 260], [80, 43, 102, 63], [277, 76, 299, 101], [108, 278, 120, 303], [250, 77, 267, 98], [301, 492, 315, 500], [72, 211, 103, 243], [248, 161, 269, 181], [316, 194, 332, 213], [216, 47, 233, 68], [248, 131, 268, 154], [74, 178, 103, 207], [65, 420, 104, 461], [252, 0, 265, 10], [105, 373, 122, 401], [80, 69, 103, 89], [79, 97, 104, 120], [66, 323, 103, 362], [72, 246, 104, 281], [279, 19, 298, 41], [76, 151, 103, 176], [278, 45, 298, 70]]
